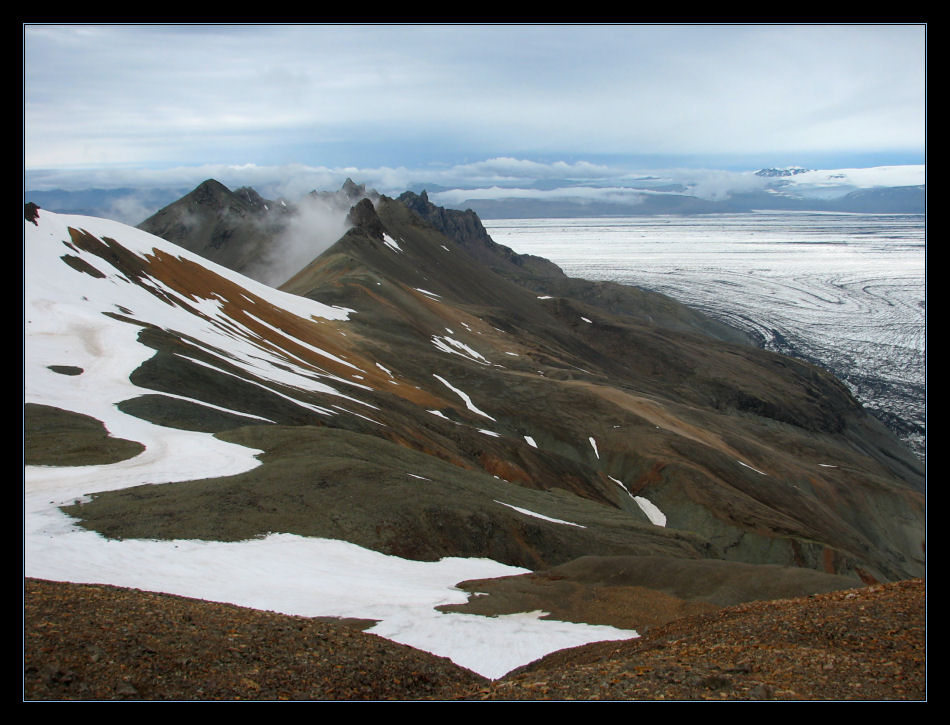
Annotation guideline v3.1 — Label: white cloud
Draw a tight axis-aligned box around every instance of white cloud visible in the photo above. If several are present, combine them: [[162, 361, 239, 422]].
[[245, 193, 354, 287], [25, 158, 926, 224], [25, 24, 925, 171], [24, 158, 623, 196], [440, 157, 617, 184], [428, 185, 648, 207]]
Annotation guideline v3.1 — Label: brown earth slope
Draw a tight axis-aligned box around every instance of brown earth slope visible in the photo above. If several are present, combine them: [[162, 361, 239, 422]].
[[24, 577, 925, 701]]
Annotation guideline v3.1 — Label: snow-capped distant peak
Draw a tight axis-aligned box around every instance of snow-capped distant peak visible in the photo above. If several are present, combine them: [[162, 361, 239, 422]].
[[762, 164, 924, 190], [755, 166, 810, 177]]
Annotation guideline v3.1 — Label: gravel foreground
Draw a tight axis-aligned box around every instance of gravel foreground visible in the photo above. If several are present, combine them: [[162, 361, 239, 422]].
[[24, 577, 925, 701]]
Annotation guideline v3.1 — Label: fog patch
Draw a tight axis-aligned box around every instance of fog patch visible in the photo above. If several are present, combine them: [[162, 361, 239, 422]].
[[246, 194, 353, 288], [430, 185, 650, 208], [103, 194, 167, 225], [680, 169, 770, 201]]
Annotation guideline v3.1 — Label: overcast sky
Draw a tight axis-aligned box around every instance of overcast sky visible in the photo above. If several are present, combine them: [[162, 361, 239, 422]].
[[24, 23, 926, 196]]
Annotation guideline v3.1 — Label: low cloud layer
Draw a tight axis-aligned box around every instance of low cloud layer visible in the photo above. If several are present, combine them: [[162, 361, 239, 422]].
[[26, 157, 925, 226]]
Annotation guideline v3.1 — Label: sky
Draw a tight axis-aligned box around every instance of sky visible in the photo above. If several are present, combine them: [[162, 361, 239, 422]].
[[24, 23, 926, 203]]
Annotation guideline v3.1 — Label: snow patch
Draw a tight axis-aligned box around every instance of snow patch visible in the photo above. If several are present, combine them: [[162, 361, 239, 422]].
[[135, 391, 277, 424], [608, 476, 666, 526], [330, 405, 386, 428], [433, 374, 496, 421], [737, 460, 768, 476], [633, 496, 667, 527], [494, 500, 586, 529], [383, 233, 402, 253], [370, 608, 635, 681], [431, 335, 490, 365], [243, 310, 362, 372]]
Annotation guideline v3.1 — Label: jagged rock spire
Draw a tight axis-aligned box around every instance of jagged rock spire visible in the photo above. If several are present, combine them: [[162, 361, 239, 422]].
[[346, 197, 385, 240]]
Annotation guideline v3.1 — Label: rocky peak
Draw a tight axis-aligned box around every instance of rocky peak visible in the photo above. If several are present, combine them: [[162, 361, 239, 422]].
[[175, 180, 285, 222], [397, 190, 564, 279], [341, 178, 367, 201], [346, 197, 386, 240], [309, 179, 379, 211], [234, 186, 269, 212], [189, 179, 234, 206], [398, 190, 490, 247]]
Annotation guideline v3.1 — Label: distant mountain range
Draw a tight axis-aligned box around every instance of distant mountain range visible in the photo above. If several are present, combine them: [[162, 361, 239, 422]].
[[25, 166, 925, 224], [24, 180, 925, 676], [444, 183, 925, 219]]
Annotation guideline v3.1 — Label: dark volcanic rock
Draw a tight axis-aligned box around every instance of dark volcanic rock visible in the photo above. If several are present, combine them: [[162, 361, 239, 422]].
[[137, 179, 293, 280], [346, 197, 386, 239], [25, 201, 41, 225], [398, 190, 565, 279], [341, 177, 368, 200], [311, 177, 379, 208]]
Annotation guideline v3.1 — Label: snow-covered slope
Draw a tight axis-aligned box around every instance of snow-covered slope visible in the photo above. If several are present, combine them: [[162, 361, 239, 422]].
[[24, 208, 639, 679]]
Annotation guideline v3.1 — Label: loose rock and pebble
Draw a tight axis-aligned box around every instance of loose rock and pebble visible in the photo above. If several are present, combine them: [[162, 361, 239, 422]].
[[24, 577, 925, 701]]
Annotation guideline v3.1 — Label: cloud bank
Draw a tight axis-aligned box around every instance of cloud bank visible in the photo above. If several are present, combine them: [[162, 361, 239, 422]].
[[246, 194, 355, 288], [25, 157, 925, 225], [25, 24, 925, 172]]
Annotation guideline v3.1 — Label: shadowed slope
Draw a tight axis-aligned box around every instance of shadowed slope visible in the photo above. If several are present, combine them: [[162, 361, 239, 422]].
[[279, 193, 924, 582]]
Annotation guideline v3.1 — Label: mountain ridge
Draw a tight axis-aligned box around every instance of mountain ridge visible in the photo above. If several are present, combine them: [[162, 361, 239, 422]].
[[448, 184, 925, 219], [24, 182, 925, 680]]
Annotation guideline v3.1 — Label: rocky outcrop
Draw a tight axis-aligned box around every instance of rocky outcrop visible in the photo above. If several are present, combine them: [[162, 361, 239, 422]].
[[398, 190, 565, 279], [310, 177, 379, 209], [346, 197, 386, 239], [25, 201, 41, 225]]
